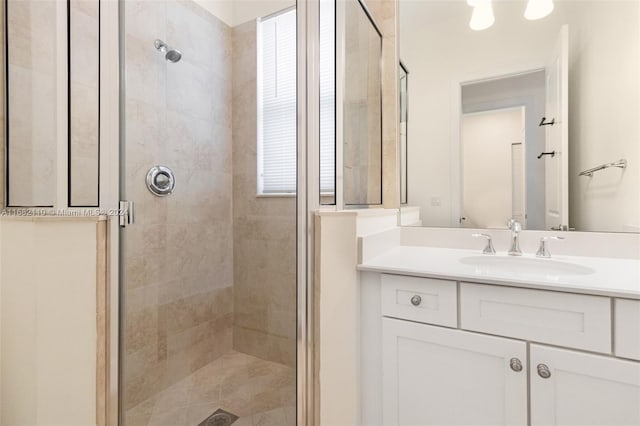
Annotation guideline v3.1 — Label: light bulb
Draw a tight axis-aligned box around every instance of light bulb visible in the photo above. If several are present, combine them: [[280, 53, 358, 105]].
[[524, 0, 554, 20], [469, 0, 495, 31]]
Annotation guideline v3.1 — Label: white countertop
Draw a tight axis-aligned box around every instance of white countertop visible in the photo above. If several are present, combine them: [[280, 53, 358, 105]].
[[358, 246, 640, 299]]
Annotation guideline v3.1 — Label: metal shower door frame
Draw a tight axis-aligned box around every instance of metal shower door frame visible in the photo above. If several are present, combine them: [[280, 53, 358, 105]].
[[108, 0, 317, 425]]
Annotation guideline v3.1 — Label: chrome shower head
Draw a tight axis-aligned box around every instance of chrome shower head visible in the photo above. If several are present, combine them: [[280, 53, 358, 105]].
[[154, 39, 182, 63], [165, 49, 182, 63]]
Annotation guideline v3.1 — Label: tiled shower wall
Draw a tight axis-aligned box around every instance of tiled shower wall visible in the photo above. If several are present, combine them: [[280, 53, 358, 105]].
[[231, 20, 297, 368], [123, 0, 234, 409], [5, 0, 57, 206]]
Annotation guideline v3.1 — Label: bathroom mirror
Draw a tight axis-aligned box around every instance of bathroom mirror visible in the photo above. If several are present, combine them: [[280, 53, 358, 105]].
[[343, 0, 383, 206], [3, 0, 100, 208], [398, 0, 640, 233]]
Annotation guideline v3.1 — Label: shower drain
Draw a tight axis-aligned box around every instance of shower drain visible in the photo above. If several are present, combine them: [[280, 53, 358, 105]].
[[197, 408, 239, 426]]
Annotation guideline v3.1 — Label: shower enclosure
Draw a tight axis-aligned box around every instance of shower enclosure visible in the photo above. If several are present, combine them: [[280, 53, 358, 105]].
[[120, 1, 299, 425]]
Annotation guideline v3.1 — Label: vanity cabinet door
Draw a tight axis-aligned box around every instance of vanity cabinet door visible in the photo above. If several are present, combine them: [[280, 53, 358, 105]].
[[382, 318, 527, 426], [530, 344, 640, 426]]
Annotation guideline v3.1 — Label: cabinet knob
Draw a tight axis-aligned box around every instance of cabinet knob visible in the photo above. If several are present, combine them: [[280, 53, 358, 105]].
[[510, 357, 523, 372], [537, 364, 551, 379], [410, 295, 422, 306]]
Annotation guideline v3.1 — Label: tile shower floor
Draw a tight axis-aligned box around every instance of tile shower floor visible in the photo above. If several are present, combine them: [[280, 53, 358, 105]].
[[125, 351, 296, 426]]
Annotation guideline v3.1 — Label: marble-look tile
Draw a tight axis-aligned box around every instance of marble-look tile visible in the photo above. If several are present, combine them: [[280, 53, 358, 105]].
[[70, 6, 99, 87], [125, 34, 167, 107], [70, 81, 99, 205], [232, 417, 254, 426], [184, 402, 221, 425], [231, 27, 297, 360], [283, 405, 297, 426], [125, 351, 295, 426], [166, 0, 231, 78], [125, 0, 166, 42], [166, 59, 214, 121], [148, 408, 187, 426], [71, 0, 99, 19], [124, 413, 153, 426], [253, 407, 288, 426], [7, 0, 57, 72]]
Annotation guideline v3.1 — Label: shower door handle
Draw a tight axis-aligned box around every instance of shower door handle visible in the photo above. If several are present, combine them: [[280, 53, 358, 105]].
[[119, 200, 135, 227]]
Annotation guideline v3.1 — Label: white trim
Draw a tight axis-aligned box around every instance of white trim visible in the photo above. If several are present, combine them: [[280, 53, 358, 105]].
[[297, 0, 316, 424], [99, 0, 120, 424], [256, 193, 296, 198]]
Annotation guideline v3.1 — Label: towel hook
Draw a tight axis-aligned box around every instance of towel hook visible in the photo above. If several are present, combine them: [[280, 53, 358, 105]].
[[537, 151, 556, 159], [539, 117, 555, 126]]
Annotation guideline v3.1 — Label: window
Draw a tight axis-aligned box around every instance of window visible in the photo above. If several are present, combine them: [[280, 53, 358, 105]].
[[258, 9, 297, 195]]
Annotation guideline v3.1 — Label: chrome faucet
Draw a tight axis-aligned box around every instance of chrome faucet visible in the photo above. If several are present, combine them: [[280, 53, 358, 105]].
[[536, 236, 565, 258], [472, 233, 496, 255], [507, 219, 522, 256]]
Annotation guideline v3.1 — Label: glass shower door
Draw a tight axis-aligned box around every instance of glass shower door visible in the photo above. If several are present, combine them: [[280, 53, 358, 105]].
[[120, 1, 297, 425]]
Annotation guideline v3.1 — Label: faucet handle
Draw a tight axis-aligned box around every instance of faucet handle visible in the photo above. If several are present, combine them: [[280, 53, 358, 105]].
[[536, 236, 565, 258], [472, 233, 496, 255]]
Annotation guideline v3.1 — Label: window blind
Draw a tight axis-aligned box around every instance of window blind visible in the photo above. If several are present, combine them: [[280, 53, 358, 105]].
[[258, 9, 297, 194]]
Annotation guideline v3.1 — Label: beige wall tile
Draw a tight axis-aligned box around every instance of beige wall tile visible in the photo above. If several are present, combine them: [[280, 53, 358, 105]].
[[231, 20, 296, 366], [122, 0, 235, 411]]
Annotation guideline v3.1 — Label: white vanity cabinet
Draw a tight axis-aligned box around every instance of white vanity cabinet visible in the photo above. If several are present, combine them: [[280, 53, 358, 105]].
[[371, 273, 640, 426], [530, 344, 640, 426], [382, 318, 528, 426]]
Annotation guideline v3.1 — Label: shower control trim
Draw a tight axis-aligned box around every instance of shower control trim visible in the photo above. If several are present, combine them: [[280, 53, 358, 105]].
[[146, 165, 176, 197]]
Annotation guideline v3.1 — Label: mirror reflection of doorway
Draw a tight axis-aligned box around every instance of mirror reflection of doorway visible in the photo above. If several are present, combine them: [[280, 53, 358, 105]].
[[461, 107, 526, 229]]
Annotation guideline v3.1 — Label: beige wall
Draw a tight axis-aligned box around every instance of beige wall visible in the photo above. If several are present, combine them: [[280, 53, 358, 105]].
[[314, 212, 359, 426], [231, 20, 296, 367], [122, 0, 234, 409], [0, 218, 104, 426]]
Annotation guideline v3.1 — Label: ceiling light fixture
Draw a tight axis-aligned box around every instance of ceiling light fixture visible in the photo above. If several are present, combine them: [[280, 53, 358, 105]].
[[467, 0, 495, 31], [524, 0, 554, 20]]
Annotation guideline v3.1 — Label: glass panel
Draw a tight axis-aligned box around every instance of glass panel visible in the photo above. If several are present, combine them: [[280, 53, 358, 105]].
[[319, 0, 336, 205], [343, 0, 382, 206], [120, 1, 297, 424], [69, 0, 100, 206], [6, 0, 60, 206]]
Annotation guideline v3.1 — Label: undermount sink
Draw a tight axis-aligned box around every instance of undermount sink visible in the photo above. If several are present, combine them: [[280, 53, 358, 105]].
[[459, 255, 596, 278]]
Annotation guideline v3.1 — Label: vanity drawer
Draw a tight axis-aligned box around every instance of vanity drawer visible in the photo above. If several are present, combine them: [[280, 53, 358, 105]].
[[460, 283, 611, 353], [381, 274, 457, 327], [615, 299, 640, 361]]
